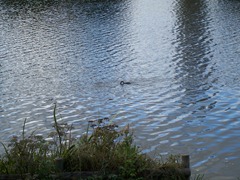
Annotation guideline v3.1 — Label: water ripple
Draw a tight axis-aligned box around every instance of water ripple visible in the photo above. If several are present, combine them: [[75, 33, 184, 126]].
[[1, 0, 240, 178]]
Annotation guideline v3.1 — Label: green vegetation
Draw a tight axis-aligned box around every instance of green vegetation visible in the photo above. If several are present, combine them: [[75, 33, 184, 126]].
[[0, 105, 190, 179]]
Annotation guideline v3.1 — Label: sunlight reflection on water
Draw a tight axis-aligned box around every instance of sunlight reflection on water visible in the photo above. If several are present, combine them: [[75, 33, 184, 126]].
[[0, 0, 240, 178]]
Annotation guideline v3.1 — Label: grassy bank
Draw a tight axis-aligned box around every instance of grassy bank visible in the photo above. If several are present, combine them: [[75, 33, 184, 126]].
[[0, 105, 190, 179]]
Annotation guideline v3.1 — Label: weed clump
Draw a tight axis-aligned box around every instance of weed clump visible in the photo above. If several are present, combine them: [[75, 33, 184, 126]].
[[0, 105, 188, 179]]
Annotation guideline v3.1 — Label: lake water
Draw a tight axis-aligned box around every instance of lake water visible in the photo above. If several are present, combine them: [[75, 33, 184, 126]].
[[1, 0, 240, 178]]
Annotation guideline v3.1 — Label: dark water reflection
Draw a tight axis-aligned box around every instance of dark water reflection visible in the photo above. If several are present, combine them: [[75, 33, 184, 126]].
[[1, 0, 240, 178], [173, 0, 213, 112]]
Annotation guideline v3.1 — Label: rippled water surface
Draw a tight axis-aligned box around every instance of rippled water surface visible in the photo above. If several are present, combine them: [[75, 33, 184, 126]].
[[1, 0, 240, 178]]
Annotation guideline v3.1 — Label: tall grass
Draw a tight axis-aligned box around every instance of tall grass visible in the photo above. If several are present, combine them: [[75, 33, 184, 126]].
[[0, 118, 56, 178], [0, 104, 189, 179]]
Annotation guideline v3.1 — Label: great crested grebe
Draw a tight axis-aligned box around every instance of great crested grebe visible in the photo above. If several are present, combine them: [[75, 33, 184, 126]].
[[120, 81, 131, 85]]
